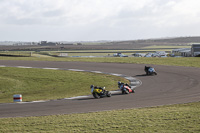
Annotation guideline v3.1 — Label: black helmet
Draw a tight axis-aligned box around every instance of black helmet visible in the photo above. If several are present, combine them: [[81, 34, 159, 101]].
[[90, 85, 94, 88], [118, 81, 121, 85]]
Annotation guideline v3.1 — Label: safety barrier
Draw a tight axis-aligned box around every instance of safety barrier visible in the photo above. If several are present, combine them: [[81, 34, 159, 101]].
[[13, 94, 22, 102]]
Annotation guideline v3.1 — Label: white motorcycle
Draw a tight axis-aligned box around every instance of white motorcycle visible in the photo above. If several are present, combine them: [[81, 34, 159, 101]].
[[147, 67, 157, 75]]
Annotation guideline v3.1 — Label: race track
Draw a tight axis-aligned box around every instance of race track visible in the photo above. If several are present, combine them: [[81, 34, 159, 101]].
[[0, 60, 200, 118]]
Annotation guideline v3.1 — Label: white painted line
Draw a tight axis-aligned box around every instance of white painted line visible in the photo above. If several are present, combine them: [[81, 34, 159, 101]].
[[125, 77, 135, 80], [68, 69, 85, 72], [65, 95, 90, 100], [0, 65, 6, 67], [111, 73, 123, 76], [31, 100, 47, 103], [91, 71, 102, 73], [131, 86, 136, 89], [17, 102, 33, 104], [16, 66, 33, 68], [131, 81, 139, 85], [43, 68, 59, 70], [14, 100, 47, 104], [20, 67, 33, 68], [110, 90, 121, 94]]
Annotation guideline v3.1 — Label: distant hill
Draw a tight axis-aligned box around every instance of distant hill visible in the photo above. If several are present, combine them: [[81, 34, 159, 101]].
[[111, 36, 200, 46], [0, 36, 200, 51]]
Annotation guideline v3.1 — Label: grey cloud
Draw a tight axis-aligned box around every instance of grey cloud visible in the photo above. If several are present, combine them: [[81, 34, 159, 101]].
[[0, 0, 200, 41], [42, 9, 65, 18], [5, 17, 41, 25]]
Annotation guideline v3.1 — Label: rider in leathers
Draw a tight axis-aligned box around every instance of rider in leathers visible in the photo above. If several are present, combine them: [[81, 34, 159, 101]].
[[144, 66, 151, 75], [91, 85, 105, 93], [118, 81, 131, 90]]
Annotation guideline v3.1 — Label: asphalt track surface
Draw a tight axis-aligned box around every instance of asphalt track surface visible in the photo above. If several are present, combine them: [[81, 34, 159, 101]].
[[0, 60, 200, 118]]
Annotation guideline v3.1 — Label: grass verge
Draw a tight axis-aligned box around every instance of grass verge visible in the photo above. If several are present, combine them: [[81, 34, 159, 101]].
[[0, 56, 200, 68], [0, 102, 200, 132], [0, 67, 128, 103], [142, 45, 191, 49], [0, 51, 32, 57]]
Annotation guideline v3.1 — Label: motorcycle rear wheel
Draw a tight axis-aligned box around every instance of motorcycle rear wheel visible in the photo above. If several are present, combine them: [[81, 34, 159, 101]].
[[122, 89, 129, 94], [93, 93, 100, 99]]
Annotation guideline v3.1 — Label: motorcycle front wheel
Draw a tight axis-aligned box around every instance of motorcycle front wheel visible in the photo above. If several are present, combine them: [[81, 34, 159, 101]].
[[106, 91, 112, 97]]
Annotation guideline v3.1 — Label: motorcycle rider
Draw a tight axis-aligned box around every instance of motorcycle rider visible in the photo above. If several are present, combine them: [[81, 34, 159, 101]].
[[118, 81, 131, 89], [90, 85, 94, 93], [118, 81, 123, 89], [144, 66, 151, 75]]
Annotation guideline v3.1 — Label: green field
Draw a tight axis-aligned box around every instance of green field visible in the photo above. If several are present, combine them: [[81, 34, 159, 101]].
[[0, 51, 32, 57], [0, 67, 128, 103], [0, 102, 200, 132], [142, 45, 191, 49], [0, 56, 200, 68]]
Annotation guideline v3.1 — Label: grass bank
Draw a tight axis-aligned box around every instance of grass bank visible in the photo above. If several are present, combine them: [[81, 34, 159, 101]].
[[0, 102, 200, 132], [142, 45, 191, 49], [0, 67, 128, 103], [0, 56, 200, 68], [0, 51, 32, 57]]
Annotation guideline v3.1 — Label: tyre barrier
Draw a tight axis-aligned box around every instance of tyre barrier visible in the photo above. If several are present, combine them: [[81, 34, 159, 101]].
[[13, 94, 22, 102]]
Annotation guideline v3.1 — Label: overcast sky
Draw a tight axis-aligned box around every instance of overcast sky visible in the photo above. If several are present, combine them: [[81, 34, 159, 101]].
[[0, 0, 200, 41]]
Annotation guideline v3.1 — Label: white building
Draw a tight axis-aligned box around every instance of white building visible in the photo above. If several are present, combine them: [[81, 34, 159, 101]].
[[171, 44, 200, 57], [172, 48, 191, 57]]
